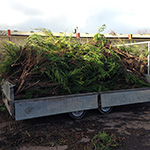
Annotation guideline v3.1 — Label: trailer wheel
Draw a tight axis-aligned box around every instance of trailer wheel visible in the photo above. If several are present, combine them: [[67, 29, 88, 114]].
[[69, 110, 86, 119], [98, 106, 113, 114]]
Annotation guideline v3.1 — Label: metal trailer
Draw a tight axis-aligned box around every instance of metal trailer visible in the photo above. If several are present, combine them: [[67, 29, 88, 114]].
[[2, 41, 150, 121], [2, 80, 150, 121]]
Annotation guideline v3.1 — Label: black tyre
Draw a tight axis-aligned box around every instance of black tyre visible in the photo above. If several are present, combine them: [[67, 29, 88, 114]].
[[69, 110, 86, 119], [98, 106, 113, 114]]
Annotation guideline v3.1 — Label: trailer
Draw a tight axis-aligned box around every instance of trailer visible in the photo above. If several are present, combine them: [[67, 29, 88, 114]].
[[2, 41, 150, 121], [2, 80, 150, 121]]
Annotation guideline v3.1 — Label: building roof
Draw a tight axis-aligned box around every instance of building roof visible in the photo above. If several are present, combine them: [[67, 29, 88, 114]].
[[1, 29, 150, 39]]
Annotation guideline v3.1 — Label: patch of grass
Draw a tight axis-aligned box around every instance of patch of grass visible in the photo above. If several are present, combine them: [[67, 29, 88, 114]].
[[0, 103, 6, 112], [90, 131, 120, 150]]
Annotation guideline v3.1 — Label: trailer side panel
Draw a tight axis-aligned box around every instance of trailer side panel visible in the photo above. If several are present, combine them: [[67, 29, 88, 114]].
[[101, 88, 150, 107], [15, 93, 98, 121]]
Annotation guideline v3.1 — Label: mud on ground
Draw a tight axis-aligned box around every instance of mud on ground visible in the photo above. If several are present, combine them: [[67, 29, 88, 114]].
[[0, 101, 150, 150]]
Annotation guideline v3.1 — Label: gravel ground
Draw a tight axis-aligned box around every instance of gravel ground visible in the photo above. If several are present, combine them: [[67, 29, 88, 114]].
[[0, 101, 150, 150]]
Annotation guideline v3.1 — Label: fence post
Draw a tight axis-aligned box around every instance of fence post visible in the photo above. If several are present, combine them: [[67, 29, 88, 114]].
[[7, 29, 11, 36], [76, 33, 80, 38]]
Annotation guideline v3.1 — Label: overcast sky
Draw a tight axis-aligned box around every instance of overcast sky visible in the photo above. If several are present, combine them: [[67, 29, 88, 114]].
[[0, 0, 150, 34]]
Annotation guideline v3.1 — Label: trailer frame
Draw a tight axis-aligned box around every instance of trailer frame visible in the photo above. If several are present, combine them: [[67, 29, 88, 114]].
[[2, 80, 150, 121]]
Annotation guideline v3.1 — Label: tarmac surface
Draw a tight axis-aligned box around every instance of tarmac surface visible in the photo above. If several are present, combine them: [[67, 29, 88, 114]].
[[0, 102, 150, 150]]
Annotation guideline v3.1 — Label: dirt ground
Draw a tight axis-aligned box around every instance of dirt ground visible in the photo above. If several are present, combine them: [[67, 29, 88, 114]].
[[0, 101, 150, 150]]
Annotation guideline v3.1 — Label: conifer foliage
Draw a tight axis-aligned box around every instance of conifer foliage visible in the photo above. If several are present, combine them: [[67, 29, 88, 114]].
[[0, 29, 149, 99]]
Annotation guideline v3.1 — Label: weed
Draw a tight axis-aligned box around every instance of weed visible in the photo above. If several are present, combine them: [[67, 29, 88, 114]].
[[90, 131, 120, 150], [0, 103, 6, 112]]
